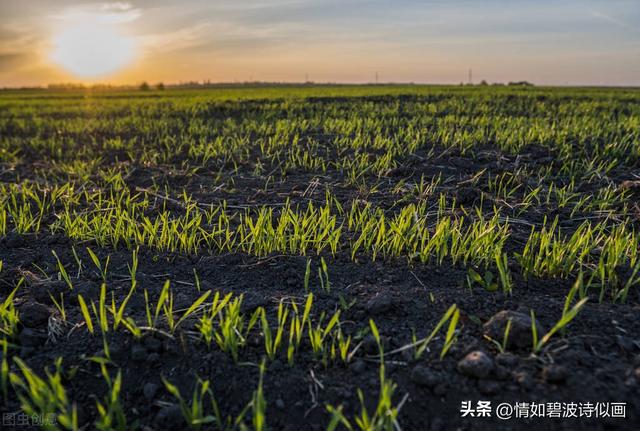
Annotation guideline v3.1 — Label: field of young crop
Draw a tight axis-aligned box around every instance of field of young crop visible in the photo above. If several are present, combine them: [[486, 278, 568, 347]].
[[1, 84, 639, 430]]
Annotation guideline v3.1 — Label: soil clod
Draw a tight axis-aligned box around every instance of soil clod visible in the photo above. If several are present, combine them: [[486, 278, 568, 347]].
[[458, 350, 494, 379]]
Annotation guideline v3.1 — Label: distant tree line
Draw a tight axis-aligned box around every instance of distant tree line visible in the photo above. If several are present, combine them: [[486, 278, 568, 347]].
[[139, 82, 164, 91], [462, 80, 535, 87]]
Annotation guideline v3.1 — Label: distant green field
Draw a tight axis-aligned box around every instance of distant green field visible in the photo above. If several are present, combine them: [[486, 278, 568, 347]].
[[2, 83, 640, 101], [1, 84, 640, 267], [2, 84, 639, 161]]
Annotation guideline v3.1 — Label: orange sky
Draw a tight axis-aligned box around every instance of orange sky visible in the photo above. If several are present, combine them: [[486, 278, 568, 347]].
[[1, 1, 639, 87]]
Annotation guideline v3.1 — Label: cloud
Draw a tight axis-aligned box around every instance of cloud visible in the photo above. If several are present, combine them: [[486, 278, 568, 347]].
[[0, 53, 30, 73], [139, 23, 214, 52], [138, 16, 305, 56], [0, 24, 42, 69], [52, 2, 142, 25], [589, 10, 633, 29], [100, 2, 136, 12]]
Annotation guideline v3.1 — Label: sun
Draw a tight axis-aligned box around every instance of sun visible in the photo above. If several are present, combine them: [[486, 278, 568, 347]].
[[50, 15, 135, 78]]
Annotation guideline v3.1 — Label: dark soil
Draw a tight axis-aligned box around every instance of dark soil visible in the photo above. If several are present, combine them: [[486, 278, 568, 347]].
[[1, 91, 640, 430], [3, 230, 640, 430]]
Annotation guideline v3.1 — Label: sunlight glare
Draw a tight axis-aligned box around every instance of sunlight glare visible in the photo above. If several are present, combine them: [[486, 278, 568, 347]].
[[50, 15, 135, 78]]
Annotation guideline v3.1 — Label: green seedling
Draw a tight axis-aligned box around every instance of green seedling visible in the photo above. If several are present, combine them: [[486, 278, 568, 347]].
[[163, 377, 219, 431], [1, 340, 8, 401], [10, 357, 78, 431], [318, 257, 331, 292], [94, 364, 127, 431], [52, 250, 73, 290], [87, 247, 110, 282], [175, 290, 211, 331], [440, 306, 460, 359], [495, 252, 513, 293], [91, 283, 110, 334], [128, 248, 139, 283], [77, 294, 94, 334], [250, 359, 267, 431], [110, 282, 137, 331], [308, 310, 341, 360], [49, 292, 67, 322], [193, 268, 201, 292], [262, 301, 289, 361], [484, 318, 512, 354], [326, 321, 404, 431], [71, 246, 83, 278], [196, 292, 233, 347], [338, 293, 357, 312], [213, 297, 260, 363], [0, 287, 20, 339], [286, 293, 314, 364], [304, 259, 312, 291], [466, 268, 498, 292], [531, 282, 588, 354], [412, 304, 459, 360]]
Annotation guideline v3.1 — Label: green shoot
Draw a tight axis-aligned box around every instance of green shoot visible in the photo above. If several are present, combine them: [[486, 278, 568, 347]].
[[10, 357, 78, 431], [87, 247, 110, 282], [94, 364, 127, 431], [52, 250, 73, 290]]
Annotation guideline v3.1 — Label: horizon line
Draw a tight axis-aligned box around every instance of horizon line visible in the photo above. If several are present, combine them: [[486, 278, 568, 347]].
[[2, 81, 640, 91]]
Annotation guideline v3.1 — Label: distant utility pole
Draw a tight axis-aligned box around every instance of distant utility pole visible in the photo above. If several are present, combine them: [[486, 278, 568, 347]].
[[305, 73, 309, 83], [468, 68, 473, 84], [375, 71, 379, 84]]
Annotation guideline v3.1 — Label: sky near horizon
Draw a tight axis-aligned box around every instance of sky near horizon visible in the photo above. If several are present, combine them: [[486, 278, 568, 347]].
[[0, 0, 639, 87]]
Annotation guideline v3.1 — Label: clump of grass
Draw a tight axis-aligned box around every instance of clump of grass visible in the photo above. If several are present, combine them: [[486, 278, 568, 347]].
[[214, 296, 260, 363], [163, 377, 219, 430], [0, 287, 20, 339], [10, 357, 78, 431], [308, 310, 341, 363], [163, 360, 267, 431], [196, 291, 233, 347], [287, 293, 313, 364]]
